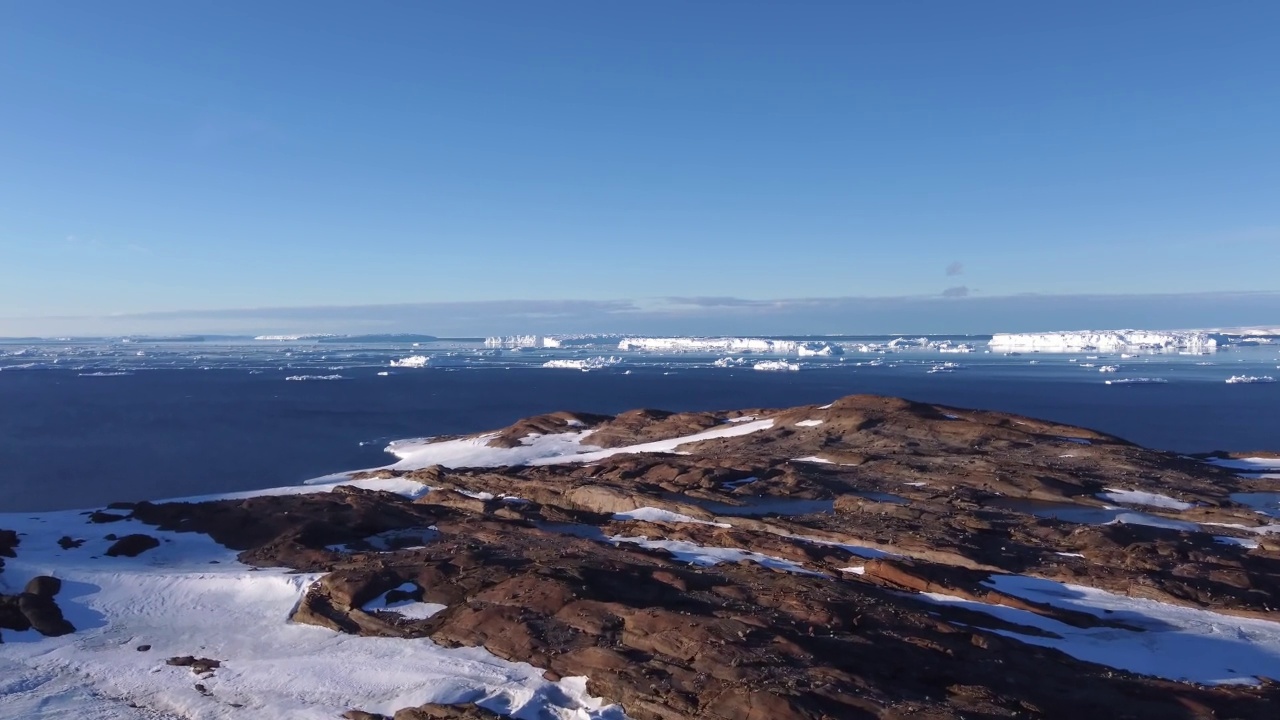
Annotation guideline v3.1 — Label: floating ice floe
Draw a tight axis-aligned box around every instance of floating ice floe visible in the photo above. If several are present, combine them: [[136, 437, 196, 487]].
[[1225, 375, 1275, 384], [753, 360, 800, 372], [541, 356, 622, 370], [1105, 377, 1168, 385], [389, 355, 429, 368], [284, 374, 348, 381]]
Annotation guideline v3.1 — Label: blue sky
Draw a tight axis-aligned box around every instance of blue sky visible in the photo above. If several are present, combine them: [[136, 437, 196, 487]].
[[1, 1, 1277, 335]]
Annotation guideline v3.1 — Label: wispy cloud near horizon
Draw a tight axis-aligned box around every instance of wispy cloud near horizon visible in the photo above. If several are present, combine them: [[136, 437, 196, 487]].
[[3, 291, 1279, 338]]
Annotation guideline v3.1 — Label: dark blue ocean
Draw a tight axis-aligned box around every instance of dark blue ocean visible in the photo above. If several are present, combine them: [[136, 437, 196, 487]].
[[1, 339, 1277, 511]]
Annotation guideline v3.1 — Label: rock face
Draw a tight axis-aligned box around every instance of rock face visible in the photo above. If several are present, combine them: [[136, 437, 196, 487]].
[[108, 394, 1280, 719]]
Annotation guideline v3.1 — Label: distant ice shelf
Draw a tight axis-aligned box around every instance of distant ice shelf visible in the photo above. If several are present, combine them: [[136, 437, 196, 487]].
[[989, 330, 1222, 353]]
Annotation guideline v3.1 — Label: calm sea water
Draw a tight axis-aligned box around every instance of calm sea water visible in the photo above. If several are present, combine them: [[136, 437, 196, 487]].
[[1, 340, 1277, 511]]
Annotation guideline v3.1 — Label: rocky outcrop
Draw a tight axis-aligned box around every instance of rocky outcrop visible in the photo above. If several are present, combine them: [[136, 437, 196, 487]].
[[105, 534, 160, 557], [2, 574, 75, 638], [109, 394, 1280, 719]]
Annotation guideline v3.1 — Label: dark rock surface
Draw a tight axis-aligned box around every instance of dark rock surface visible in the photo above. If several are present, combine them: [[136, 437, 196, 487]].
[[17, 591, 74, 637], [111, 394, 1280, 719], [0, 527, 17, 576], [105, 533, 160, 557]]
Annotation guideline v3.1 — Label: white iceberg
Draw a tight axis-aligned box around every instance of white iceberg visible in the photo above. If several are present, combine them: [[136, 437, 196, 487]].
[[989, 330, 1220, 353]]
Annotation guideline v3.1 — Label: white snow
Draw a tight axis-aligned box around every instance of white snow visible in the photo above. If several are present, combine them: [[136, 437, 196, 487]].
[[555, 419, 776, 466], [0, 511, 625, 719], [1096, 489, 1195, 511], [792, 456, 834, 464], [382, 419, 776, 472], [605, 536, 823, 576], [1205, 457, 1280, 472], [917, 574, 1280, 685], [794, 419, 824, 427], [1106, 512, 1199, 532], [1215, 536, 1261, 549], [611, 508, 731, 528], [989, 330, 1220, 353], [721, 476, 758, 490], [361, 583, 448, 620]]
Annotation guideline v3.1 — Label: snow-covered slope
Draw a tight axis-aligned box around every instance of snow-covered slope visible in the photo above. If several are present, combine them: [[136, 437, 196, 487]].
[[0, 511, 624, 720], [989, 330, 1221, 353]]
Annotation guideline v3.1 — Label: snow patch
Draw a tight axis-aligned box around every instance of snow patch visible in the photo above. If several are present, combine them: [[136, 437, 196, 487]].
[[919, 574, 1280, 685], [611, 507, 731, 528], [1096, 489, 1195, 511]]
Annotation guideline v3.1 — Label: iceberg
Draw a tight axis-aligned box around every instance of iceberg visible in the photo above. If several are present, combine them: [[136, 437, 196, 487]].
[[618, 337, 841, 356], [485, 335, 547, 348], [989, 330, 1221, 353], [253, 334, 340, 341]]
